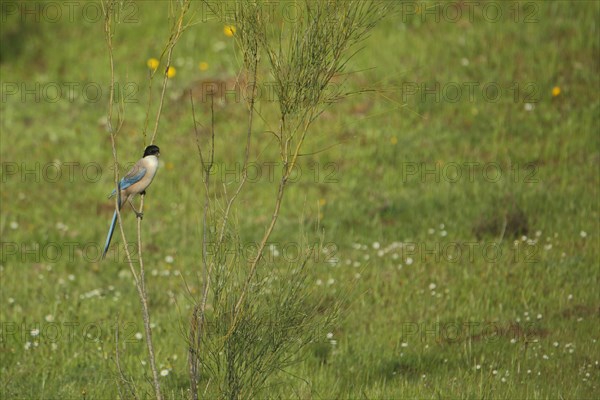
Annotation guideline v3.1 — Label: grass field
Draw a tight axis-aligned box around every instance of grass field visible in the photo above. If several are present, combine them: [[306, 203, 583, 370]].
[[1, 1, 599, 398]]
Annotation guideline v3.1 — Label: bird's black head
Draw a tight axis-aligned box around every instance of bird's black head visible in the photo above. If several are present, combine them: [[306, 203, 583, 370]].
[[143, 145, 160, 157]]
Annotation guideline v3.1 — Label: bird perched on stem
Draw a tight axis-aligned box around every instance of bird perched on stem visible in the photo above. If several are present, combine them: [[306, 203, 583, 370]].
[[102, 145, 160, 259]]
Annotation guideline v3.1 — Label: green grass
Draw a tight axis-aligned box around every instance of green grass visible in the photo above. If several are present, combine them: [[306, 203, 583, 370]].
[[1, 1, 599, 398]]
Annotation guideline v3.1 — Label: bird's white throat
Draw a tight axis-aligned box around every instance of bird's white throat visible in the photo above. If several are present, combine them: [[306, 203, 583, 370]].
[[145, 155, 159, 169]]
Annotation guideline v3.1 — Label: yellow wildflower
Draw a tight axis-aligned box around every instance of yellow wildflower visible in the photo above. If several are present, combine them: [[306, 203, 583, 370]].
[[552, 86, 561, 97], [166, 66, 176, 78], [147, 58, 159, 71], [199, 61, 209, 71], [224, 25, 236, 37]]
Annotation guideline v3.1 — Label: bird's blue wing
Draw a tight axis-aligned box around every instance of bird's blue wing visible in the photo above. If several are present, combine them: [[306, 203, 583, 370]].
[[119, 167, 147, 190], [107, 166, 147, 197]]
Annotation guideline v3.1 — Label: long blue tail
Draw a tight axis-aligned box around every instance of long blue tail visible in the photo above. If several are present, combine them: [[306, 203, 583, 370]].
[[102, 210, 118, 260]]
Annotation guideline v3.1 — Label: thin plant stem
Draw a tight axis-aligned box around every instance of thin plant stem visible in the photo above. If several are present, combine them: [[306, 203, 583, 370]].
[[114, 315, 139, 400], [102, 2, 163, 398], [150, 0, 191, 145], [225, 120, 309, 338], [217, 52, 258, 245], [189, 90, 215, 400], [136, 194, 162, 400], [198, 29, 260, 351]]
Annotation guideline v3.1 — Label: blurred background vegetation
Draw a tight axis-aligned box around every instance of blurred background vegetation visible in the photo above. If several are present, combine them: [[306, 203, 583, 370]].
[[1, 1, 598, 398]]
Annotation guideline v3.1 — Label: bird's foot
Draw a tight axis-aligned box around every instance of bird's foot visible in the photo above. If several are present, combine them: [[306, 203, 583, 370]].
[[135, 211, 144, 219]]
